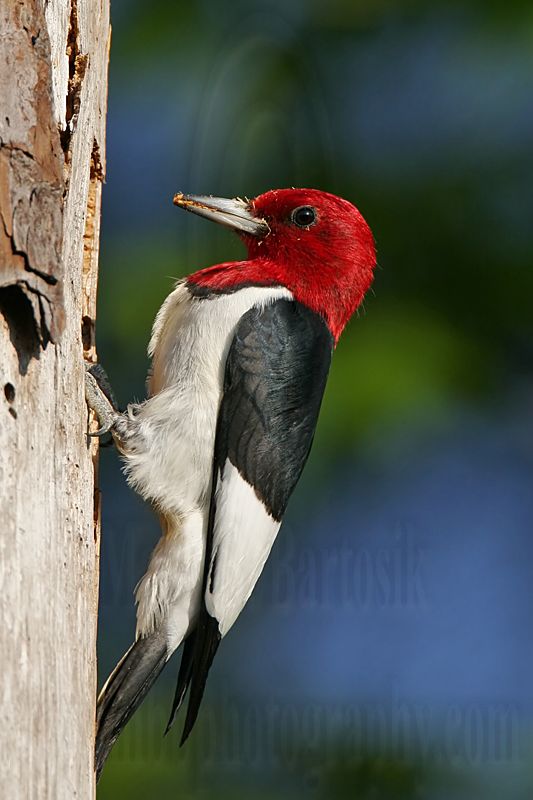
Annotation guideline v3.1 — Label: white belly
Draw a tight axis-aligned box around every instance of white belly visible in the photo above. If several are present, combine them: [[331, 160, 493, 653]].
[[123, 281, 292, 647]]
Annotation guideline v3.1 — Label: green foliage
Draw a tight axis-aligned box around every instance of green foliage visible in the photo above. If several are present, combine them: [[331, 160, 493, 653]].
[[318, 303, 486, 455]]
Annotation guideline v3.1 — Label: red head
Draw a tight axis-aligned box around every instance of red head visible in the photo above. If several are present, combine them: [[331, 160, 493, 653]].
[[174, 188, 376, 342]]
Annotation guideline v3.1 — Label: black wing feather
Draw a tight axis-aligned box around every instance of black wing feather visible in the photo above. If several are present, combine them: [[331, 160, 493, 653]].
[[164, 631, 197, 735], [217, 299, 333, 520]]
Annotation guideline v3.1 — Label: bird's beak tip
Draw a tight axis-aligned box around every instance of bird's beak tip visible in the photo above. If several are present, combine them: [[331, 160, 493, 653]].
[[173, 192, 201, 209]]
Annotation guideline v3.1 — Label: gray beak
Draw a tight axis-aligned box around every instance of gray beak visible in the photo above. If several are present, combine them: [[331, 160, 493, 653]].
[[173, 193, 269, 236]]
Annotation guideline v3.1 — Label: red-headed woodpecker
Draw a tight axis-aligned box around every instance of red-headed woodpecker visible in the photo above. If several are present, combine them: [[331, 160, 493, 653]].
[[88, 188, 376, 779]]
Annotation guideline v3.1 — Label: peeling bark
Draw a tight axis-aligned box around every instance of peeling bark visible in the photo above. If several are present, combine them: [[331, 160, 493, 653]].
[[0, 0, 65, 343], [0, 1, 110, 798]]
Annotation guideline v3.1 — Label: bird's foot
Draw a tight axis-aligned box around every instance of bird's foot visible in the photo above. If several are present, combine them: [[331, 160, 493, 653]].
[[85, 362, 121, 438]]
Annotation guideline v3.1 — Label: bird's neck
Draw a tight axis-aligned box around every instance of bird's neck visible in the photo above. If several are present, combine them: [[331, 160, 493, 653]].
[[187, 257, 371, 342]]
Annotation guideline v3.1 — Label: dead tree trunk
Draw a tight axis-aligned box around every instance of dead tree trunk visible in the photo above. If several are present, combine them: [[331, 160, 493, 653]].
[[0, 2, 110, 798]]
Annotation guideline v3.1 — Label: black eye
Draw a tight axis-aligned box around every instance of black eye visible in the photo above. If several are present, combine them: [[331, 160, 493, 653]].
[[291, 206, 317, 228]]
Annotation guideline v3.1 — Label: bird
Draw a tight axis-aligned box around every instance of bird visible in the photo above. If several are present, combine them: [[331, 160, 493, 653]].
[[87, 187, 376, 780]]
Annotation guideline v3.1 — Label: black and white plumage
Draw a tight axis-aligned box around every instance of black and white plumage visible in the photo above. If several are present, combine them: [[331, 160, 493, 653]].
[[178, 298, 333, 742], [92, 188, 376, 779]]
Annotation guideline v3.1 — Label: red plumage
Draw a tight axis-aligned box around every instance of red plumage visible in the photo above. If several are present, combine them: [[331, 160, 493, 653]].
[[188, 188, 376, 342]]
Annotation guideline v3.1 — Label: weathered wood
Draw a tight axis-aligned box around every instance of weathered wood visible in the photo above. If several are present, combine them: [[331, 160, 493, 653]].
[[0, 1, 110, 798]]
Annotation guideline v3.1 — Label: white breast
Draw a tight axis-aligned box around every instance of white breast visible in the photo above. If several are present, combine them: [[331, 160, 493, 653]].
[[121, 281, 292, 517]]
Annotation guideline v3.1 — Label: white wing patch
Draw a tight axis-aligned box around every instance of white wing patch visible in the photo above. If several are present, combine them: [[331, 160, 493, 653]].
[[205, 460, 281, 636]]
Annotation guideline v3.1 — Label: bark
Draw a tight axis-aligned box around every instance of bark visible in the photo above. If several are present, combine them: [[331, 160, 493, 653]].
[[0, 1, 110, 798]]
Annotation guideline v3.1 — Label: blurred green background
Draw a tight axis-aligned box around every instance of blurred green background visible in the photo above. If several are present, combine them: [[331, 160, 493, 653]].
[[96, 1, 533, 797]]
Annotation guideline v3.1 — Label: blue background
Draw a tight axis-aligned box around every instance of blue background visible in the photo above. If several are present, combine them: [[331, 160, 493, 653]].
[[96, 2, 533, 797]]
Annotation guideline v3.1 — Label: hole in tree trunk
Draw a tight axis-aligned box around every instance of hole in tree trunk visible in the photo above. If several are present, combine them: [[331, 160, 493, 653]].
[[4, 383, 15, 403], [0, 286, 41, 375]]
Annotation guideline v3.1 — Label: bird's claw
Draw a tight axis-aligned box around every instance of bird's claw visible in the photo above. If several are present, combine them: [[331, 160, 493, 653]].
[[87, 423, 114, 438], [85, 363, 119, 438]]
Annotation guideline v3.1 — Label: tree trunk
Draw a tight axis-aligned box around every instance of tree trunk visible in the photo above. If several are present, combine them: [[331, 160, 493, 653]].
[[0, 2, 110, 798]]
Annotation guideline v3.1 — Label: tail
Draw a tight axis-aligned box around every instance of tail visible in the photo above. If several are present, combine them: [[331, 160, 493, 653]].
[[95, 629, 168, 781]]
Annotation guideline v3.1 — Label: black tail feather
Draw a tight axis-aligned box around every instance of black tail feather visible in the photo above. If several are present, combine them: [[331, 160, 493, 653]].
[[95, 630, 168, 781], [179, 612, 221, 746], [164, 631, 197, 735]]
